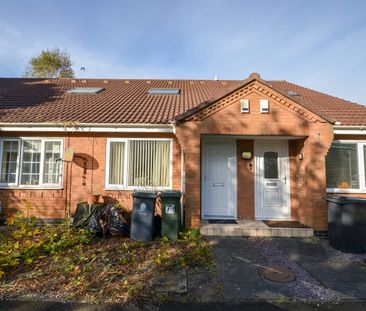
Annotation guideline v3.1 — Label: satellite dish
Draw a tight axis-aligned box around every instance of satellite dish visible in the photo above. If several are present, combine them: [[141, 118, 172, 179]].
[[64, 147, 75, 162]]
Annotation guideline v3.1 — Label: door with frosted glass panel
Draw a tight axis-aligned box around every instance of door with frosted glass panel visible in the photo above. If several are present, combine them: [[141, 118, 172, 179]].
[[255, 141, 290, 220]]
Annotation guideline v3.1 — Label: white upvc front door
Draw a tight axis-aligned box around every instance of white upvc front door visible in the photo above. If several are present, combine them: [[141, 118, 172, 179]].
[[255, 140, 291, 220], [202, 141, 237, 219]]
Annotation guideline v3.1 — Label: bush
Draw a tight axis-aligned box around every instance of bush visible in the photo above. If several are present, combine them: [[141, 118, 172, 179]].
[[0, 213, 93, 279]]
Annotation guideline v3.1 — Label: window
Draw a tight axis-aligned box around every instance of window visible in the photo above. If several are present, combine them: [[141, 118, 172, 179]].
[[326, 141, 366, 192], [21, 140, 41, 185], [0, 138, 63, 188], [66, 87, 105, 94], [264, 151, 279, 179], [286, 90, 300, 96], [43, 141, 62, 184], [240, 99, 250, 113], [106, 139, 172, 189], [260, 99, 269, 113], [1, 140, 19, 184], [108, 141, 126, 185], [147, 88, 180, 95]]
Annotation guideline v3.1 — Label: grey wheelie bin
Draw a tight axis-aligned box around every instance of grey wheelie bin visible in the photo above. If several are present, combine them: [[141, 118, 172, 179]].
[[130, 191, 157, 242], [327, 195, 366, 253]]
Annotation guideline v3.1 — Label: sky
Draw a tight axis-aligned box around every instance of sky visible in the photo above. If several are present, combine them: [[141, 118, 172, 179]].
[[0, 0, 365, 104]]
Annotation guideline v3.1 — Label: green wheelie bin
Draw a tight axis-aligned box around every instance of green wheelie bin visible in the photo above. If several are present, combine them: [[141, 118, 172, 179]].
[[160, 191, 182, 240]]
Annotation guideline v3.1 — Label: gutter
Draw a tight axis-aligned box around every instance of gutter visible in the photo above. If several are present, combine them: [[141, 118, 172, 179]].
[[333, 125, 366, 135], [0, 122, 174, 133]]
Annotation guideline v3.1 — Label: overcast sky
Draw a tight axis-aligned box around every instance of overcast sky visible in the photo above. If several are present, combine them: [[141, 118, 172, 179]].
[[0, 0, 365, 104]]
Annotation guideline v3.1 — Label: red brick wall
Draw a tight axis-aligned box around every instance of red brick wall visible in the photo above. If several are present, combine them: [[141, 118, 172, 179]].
[[176, 81, 334, 230], [0, 132, 181, 219], [236, 140, 255, 219], [3, 81, 351, 231]]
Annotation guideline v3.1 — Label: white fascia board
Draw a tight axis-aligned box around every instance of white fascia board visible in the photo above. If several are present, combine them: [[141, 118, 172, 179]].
[[0, 123, 174, 133], [333, 125, 366, 135]]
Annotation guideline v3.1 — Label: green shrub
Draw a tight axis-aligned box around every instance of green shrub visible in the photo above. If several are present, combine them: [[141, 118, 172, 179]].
[[0, 213, 94, 279]]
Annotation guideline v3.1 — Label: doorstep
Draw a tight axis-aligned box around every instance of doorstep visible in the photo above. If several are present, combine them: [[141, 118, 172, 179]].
[[200, 220, 314, 237]]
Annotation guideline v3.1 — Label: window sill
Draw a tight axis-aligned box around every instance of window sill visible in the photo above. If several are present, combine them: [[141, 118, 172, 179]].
[[326, 188, 366, 194], [0, 186, 64, 190], [105, 186, 172, 191]]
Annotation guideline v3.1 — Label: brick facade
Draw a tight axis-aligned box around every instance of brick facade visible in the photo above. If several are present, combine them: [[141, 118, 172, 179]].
[[0, 132, 181, 219], [175, 81, 334, 230], [2, 81, 364, 232]]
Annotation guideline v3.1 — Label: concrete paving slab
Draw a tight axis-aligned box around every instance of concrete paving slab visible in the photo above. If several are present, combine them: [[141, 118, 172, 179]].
[[301, 262, 366, 283], [274, 238, 331, 263], [320, 282, 366, 300], [210, 237, 366, 301], [216, 261, 262, 283], [222, 281, 291, 300], [274, 237, 366, 300], [209, 236, 254, 248]]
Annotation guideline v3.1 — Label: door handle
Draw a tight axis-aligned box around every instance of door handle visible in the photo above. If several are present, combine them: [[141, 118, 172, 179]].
[[283, 176, 287, 184]]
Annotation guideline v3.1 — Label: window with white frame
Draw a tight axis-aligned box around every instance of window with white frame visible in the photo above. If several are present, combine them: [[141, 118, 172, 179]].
[[106, 139, 172, 188], [326, 141, 366, 191], [0, 138, 63, 187], [1, 140, 19, 185]]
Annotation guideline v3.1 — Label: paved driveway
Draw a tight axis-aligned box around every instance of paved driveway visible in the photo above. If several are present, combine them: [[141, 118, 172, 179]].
[[275, 238, 366, 300], [209, 237, 366, 302]]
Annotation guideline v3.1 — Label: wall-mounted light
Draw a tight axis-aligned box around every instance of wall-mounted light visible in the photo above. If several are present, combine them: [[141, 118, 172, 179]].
[[298, 153, 303, 160], [241, 151, 253, 160]]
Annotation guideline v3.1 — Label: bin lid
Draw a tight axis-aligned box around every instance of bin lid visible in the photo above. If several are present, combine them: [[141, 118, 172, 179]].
[[160, 190, 182, 198], [326, 194, 366, 205], [326, 195, 345, 204], [132, 191, 158, 199]]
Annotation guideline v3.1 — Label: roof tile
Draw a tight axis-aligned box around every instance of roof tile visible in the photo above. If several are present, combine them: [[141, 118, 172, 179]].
[[0, 78, 365, 126]]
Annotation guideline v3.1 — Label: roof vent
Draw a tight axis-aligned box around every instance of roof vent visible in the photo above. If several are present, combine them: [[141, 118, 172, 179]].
[[66, 87, 105, 94], [286, 90, 300, 96], [147, 88, 180, 95]]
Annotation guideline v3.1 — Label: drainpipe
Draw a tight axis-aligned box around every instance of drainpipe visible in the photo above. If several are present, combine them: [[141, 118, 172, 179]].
[[172, 121, 185, 227]]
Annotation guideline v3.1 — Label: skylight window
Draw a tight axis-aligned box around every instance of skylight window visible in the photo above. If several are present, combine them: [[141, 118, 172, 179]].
[[147, 88, 180, 95], [66, 87, 105, 94], [286, 90, 300, 96]]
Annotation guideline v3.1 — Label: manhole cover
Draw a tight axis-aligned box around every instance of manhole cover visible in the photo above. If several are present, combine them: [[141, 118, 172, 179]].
[[258, 265, 296, 283]]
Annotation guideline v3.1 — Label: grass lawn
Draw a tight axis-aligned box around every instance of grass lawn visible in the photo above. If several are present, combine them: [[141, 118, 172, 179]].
[[0, 216, 213, 304]]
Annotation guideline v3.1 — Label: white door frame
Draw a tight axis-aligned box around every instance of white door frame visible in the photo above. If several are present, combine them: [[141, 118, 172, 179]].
[[254, 140, 291, 220], [201, 140, 237, 219]]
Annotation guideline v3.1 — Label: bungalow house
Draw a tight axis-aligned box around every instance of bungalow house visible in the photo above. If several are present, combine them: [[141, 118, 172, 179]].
[[0, 72, 366, 235]]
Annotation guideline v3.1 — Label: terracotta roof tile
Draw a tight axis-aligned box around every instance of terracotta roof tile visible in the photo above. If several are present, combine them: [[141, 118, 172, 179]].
[[268, 80, 366, 126], [0, 77, 365, 126]]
